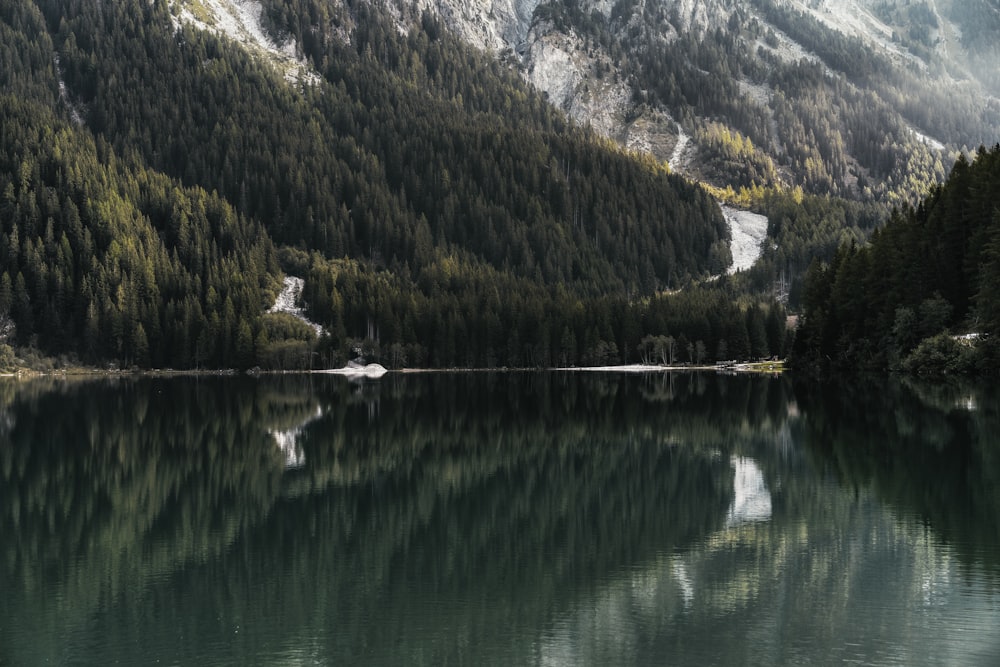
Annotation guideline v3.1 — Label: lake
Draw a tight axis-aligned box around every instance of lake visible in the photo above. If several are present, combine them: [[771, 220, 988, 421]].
[[1, 372, 998, 665]]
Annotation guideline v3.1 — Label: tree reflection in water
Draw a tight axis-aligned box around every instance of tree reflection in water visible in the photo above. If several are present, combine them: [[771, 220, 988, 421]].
[[0, 372, 997, 665]]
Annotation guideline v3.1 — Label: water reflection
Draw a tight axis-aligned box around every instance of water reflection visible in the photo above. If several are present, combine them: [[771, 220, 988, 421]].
[[725, 456, 772, 527], [271, 405, 323, 468], [795, 375, 1000, 573], [0, 372, 997, 665]]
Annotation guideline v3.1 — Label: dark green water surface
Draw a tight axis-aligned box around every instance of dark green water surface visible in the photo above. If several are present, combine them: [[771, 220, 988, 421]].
[[1, 372, 998, 665]]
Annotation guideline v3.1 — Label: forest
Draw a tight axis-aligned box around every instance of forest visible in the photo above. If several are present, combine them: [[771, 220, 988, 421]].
[[0, 0, 797, 370], [4, 0, 996, 371], [792, 144, 1000, 374], [47, 0, 730, 294], [616, 0, 960, 204]]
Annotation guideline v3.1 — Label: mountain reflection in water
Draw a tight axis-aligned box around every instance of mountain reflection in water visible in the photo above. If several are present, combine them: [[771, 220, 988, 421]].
[[0, 372, 997, 665]]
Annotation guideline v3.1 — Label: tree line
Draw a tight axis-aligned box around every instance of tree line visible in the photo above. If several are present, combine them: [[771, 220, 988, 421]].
[[299, 249, 788, 369], [792, 145, 1000, 374]]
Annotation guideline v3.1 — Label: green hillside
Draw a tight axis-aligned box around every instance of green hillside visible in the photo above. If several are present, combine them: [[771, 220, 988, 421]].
[[793, 144, 1000, 374], [1, 0, 789, 369], [12, 0, 992, 371]]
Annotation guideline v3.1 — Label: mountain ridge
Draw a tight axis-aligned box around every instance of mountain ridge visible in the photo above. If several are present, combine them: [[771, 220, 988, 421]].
[[167, 0, 1000, 204], [1, 0, 997, 371], [282, 0, 995, 201]]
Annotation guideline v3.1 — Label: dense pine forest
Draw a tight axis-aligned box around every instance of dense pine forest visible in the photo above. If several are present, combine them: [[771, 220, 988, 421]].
[[50, 0, 729, 293], [3, 0, 996, 372], [793, 144, 1000, 374], [0, 0, 797, 370]]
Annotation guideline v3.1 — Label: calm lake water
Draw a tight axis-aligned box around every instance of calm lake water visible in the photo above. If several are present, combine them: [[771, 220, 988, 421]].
[[1, 372, 998, 665]]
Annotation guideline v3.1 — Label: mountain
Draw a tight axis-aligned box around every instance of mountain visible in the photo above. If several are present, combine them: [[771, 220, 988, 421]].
[[166, 0, 1000, 299], [410, 0, 1000, 204], [0, 0, 994, 371], [156, 0, 1000, 204], [2, 0, 772, 370]]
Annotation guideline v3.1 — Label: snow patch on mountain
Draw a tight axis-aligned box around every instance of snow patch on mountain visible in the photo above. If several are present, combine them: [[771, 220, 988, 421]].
[[909, 126, 945, 152], [321, 362, 389, 378]]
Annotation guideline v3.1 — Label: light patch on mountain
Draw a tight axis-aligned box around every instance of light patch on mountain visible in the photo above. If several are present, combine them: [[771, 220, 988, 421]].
[[624, 111, 685, 168], [169, 0, 318, 84], [909, 126, 946, 152], [54, 55, 85, 126], [412, 0, 540, 51], [668, 0, 719, 32], [269, 276, 325, 337], [525, 25, 629, 138], [788, 0, 911, 61], [171, 0, 995, 175], [721, 206, 769, 274]]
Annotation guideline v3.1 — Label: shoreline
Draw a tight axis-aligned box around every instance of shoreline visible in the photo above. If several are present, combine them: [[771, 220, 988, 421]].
[[0, 361, 786, 379]]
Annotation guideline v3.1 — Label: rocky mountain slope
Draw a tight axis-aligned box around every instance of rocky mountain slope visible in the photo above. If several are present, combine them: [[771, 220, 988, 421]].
[[167, 0, 1000, 285], [453, 0, 998, 184], [170, 0, 1000, 205]]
